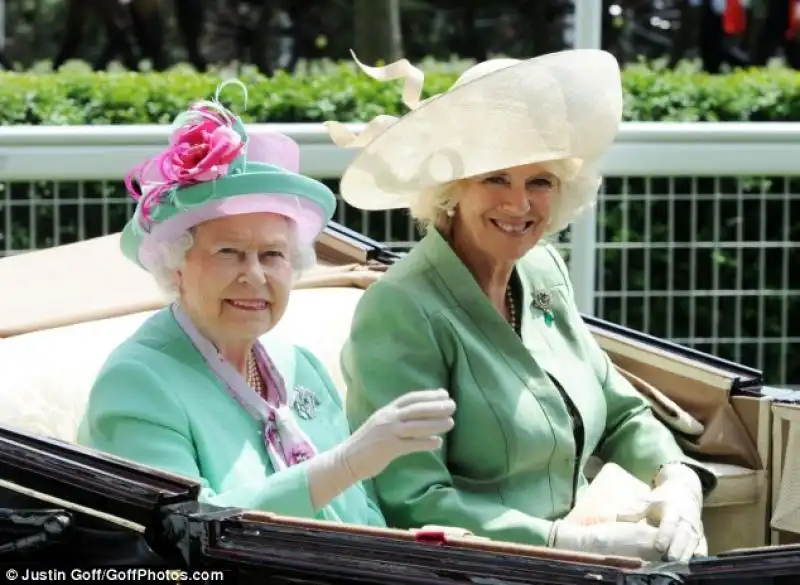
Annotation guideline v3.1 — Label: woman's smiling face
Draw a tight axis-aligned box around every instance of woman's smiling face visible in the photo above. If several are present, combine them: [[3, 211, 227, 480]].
[[177, 212, 295, 347], [451, 162, 559, 262]]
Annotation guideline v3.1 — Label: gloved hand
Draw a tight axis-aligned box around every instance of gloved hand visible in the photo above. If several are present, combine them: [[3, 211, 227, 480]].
[[341, 388, 456, 480], [550, 519, 664, 561], [307, 389, 455, 510], [644, 463, 706, 562]]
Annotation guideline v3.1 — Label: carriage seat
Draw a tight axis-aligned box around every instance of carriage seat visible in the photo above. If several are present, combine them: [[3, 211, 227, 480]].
[[0, 284, 768, 551]]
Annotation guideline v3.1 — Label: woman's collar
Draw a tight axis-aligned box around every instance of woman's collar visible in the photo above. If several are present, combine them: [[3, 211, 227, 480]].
[[418, 227, 530, 314]]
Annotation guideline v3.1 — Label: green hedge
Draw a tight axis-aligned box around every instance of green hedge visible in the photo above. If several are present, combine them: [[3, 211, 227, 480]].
[[3, 61, 800, 124], [0, 61, 798, 384]]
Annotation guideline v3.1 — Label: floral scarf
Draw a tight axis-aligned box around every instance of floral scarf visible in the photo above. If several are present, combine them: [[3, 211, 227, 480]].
[[171, 303, 318, 471]]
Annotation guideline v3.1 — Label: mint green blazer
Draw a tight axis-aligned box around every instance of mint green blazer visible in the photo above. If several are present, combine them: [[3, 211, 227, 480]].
[[342, 229, 702, 546], [76, 308, 385, 527]]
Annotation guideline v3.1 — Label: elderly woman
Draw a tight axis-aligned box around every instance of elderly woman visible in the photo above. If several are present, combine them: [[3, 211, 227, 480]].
[[325, 50, 717, 561], [76, 81, 456, 526]]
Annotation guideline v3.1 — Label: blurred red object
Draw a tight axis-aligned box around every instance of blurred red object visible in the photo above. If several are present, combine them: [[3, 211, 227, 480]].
[[723, 0, 747, 36], [787, 0, 800, 40]]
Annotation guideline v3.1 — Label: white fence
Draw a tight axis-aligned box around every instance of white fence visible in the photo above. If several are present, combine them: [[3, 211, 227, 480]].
[[0, 122, 798, 385]]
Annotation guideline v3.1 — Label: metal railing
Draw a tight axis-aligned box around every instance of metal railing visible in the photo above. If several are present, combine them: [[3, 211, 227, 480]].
[[0, 122, 798, 385]]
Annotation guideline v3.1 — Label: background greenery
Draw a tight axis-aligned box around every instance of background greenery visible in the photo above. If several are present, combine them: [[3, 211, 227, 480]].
[[0, 60, 797, 383], [5, 60, 800, 125]]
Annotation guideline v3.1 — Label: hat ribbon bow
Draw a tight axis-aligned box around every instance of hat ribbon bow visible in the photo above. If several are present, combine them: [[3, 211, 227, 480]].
[[324, 50, 431, 149], [124, 79, 249, 232]]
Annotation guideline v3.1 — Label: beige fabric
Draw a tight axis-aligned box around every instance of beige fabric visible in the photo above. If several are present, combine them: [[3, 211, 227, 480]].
[[615, 366, 704, 437], [0, 234, 166, 338], [0, 311, 154, 442], [771, 404, 800, 534], [579, 460, 764, 555], [582, 457, 760, 513], [702, 394, 771, 553], [703, 463, 763, 508], [589, 322, 763, 471], [294, 264, 388, 292], [270, 287, 365, 396], [566, 463, 651, 526]]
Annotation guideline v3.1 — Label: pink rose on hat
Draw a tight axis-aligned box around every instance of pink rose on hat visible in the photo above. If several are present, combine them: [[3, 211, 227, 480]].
[[125, 105, 246, 226], [163, 110, 245, 184]]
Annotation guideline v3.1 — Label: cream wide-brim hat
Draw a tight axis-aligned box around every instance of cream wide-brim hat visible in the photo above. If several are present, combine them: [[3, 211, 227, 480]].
[[325, 49, 623, 233]]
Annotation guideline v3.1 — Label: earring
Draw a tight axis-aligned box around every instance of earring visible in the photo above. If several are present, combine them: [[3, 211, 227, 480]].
[[446, 208, 455, 217]]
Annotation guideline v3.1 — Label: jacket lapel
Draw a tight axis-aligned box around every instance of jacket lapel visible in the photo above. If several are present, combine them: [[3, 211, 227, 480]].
[[418, 230, 546, 384], [418, 231, 587, 421]]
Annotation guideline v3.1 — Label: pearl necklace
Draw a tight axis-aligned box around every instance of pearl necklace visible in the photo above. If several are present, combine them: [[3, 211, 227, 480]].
[[505, 286, 518, 330], [246, 350, 266, 397]]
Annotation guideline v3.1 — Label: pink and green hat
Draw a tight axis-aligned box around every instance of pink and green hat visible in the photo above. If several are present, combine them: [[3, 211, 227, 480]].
[[120, 79, 336, 272]]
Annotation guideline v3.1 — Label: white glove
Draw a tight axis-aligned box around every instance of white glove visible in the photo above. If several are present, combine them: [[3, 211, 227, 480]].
[[341, 388, 456, 480], [644, 463, 706, 562], [307, 389, 455, 510], [551, 519, 664, 562]]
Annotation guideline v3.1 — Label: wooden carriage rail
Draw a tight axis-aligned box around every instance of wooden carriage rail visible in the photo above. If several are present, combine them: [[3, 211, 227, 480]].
[[215, 506, 800, 584], [684, 543, 800, 579], [317, 221, 397, 265], [0, 425, 201, 530], [583, 315, 763, 391], [238, 510, 645, 570], [201, 517, 639, 584]]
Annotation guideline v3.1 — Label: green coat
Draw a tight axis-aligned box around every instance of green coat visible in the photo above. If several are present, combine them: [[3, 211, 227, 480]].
[[342, 228, 702, 546], [76, 307, 386, 527]]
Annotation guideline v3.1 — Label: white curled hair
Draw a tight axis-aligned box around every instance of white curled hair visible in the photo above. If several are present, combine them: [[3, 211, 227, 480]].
[[148, 220, 317, 302], [409, 159, 603, 236]]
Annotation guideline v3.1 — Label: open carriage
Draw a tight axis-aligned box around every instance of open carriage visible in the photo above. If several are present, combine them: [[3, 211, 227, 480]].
[[0, 223, 798, 583]]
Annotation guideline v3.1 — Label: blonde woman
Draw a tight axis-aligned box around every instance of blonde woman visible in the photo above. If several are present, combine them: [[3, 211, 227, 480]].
[[326, 50, 716, 562]]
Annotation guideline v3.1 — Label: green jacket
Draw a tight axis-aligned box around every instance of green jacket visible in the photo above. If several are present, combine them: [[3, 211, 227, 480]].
[[76, 307, 386, 527], [342, 228, 700, 546]]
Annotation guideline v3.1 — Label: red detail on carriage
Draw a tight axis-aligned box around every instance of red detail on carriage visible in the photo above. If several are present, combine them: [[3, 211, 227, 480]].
[[413, 530, 448, 545]]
